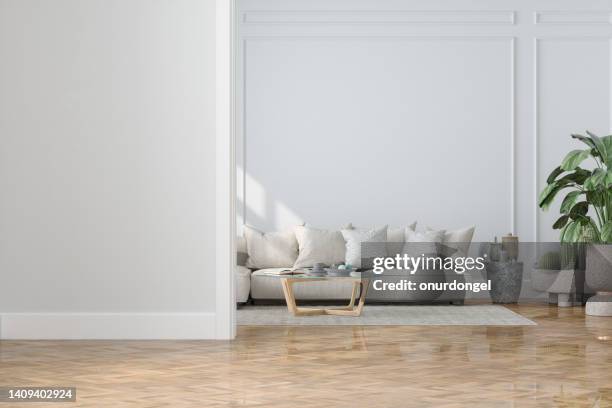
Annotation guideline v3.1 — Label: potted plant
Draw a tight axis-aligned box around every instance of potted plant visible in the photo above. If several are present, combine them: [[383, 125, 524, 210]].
[[538, 131, 612, 316]]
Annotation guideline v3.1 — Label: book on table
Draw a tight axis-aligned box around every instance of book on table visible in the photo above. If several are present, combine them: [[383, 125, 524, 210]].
[[259, 267, 310, 276]]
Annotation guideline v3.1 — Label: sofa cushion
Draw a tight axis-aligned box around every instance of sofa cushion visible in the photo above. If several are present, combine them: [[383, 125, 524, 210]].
[[244, 225, 298, 269], [341, 226, 388, 268], [404, 228, 445, 256], [427, 225, 475, 257], [387, 222, 417, 256], [293, 225, 348, 268]]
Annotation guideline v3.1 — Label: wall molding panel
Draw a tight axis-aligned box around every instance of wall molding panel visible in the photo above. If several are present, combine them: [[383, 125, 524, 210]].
[[533, 36, 612, 241], [534, 11, 612, 25], [239, 36, 516, 237], [242, 10, 516, 25]]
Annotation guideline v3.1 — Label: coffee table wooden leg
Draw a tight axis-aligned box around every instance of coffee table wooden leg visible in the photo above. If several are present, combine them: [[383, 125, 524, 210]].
[[281, 278, 299, 315], [325, 279, 368, 317], [354, 279, 369, 316], [347, 281, 359, 308], [281, 278, 325, 316]]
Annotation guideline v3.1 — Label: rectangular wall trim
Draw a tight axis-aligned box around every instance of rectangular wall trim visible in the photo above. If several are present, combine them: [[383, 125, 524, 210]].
[[239, 36, 516, 237], [243, 10, 515, 25], [0, 313, 216, 340], [533, 36, 612, 241], [535, 11, 612, 25]]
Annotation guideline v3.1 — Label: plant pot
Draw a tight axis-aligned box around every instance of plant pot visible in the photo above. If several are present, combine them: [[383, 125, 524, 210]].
[[585, 244, 612, 316], [486, 261, 523, 304]]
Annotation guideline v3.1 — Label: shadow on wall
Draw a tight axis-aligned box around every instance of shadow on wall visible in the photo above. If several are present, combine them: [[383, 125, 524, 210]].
[[236, 165, 482, 235], [237, 166, 307, 234]]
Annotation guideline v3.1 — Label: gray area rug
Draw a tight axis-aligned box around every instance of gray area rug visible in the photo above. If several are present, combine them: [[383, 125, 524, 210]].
[[237, 305, 536, 326]]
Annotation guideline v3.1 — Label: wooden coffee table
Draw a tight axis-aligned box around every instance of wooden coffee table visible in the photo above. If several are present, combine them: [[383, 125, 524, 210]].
[[280, 275, 369, 317]]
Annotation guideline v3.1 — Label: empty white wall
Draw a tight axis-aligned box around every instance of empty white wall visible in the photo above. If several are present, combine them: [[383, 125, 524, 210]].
[[237, 0, 612, 242], [0, 0, 217, 338]]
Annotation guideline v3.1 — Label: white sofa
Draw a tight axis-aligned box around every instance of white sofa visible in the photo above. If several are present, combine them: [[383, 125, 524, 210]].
[[235, 236, 466, 304]]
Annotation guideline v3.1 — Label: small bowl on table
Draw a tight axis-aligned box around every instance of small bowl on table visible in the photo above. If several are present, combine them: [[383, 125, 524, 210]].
[[325, 266, 352, 277]]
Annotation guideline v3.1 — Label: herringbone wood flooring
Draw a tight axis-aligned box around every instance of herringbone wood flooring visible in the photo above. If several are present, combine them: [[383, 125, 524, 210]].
[[1, 304, 612, 407]]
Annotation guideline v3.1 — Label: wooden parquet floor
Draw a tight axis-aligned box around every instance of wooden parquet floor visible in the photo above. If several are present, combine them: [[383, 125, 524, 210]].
[[1, 304, 612, 407]]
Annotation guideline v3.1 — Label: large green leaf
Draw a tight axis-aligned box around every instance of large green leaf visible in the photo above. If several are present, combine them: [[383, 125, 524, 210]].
[[560, 150, 591, 171], [571, 133, 597, 150], [560, 191, 582, 214], [561, 220, 582, 242], [569, 201, 589, 220], [601, 135, 612, 166], [606, 169, 612, 187], [553, 215, 570, 230], [546, 166, 564, 184], [539, 183, 565, 210], [558, 167, 591, 185], [584, 168, 607, 190], [578, 215, 592, 226], [539, 170, 590, 210], [586, 190, 603, 207], [601, 220, 612, 243], [586, 131, 607, 164]]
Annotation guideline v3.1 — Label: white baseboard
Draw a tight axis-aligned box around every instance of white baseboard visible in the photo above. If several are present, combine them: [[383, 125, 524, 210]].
[[0, 312, 217, 340]]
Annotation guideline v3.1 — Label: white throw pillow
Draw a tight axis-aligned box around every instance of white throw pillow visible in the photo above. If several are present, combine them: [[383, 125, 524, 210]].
[[404, 228, 445, 256], [387, 222, 417, 256], [342, 226, 388, 269], [427, 226, 475, 257], [244, 225, 299, 269], [293, 225, 349, 269]]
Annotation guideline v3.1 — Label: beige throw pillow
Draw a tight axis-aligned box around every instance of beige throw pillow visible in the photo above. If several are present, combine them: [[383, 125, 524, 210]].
[[427, 226, 476, 257], [404, 228, 446, 256], [293, 225, 348, 268], [244, 225, 299, 269], [342, 226, 388, 268], [387, 222, 417, 256]]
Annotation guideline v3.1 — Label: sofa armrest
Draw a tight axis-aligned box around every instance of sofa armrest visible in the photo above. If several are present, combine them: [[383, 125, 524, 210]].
[[235, 265, 251, 303]]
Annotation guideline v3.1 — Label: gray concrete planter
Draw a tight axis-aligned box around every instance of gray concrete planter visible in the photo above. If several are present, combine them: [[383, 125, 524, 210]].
[[585, 244, 612, 316], [486, 261, 523, 304]]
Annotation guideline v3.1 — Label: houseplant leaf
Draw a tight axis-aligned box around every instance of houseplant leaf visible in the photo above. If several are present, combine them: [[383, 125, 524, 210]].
[[571, 133, 597, 150], [553, 215, 570, 230], [601, 135, 612, 166], [569, 201, 589, 220], [601, 220, 612, 243], [586, 190, 605, 207], [538, 183, 565, 210], [584, 168, 607, 190], [558, 167, 590, 185], [560, 191, 582, 214], [606, 169, 612, 187], [546, 166, 564, 184], [560, 150, 590, 171], [561, 220, 582, 242], [586, 131, 607, 163]]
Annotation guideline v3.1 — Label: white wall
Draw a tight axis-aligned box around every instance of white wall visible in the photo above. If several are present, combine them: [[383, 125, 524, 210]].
[[236, 0, 612, 242], [0, 0, 217, 338]]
